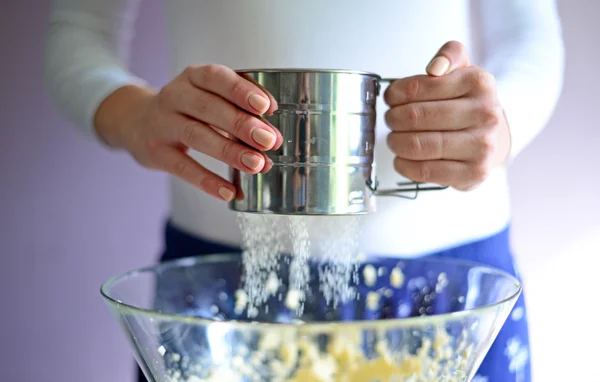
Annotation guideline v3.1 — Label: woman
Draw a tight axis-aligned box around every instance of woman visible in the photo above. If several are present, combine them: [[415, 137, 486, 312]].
[[43, 1, 564, 380]]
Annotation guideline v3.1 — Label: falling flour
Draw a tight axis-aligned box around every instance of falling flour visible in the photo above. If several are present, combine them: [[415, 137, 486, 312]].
[[237, 214, 362, 316], [237, 213, 285, 315], [313, 215, 361, 307], [287, 216, 311, 313]]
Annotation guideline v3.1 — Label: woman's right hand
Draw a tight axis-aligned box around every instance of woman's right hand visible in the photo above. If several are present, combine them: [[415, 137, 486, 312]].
[[94, 64, 282, 201]]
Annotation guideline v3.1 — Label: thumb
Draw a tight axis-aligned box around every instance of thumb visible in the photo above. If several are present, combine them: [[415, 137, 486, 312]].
[[426, 40, 471, 77]]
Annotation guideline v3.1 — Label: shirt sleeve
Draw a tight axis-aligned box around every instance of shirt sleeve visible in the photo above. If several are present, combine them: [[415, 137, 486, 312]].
[[43, 0, 148, 142], [477, 0, 566, 161]]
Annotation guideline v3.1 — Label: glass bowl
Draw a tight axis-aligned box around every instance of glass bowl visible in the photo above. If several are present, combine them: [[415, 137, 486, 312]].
[[101, 254, 521, 382]]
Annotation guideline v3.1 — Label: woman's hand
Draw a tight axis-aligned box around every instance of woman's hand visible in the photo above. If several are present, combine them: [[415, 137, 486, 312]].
[[94, 64, 282, 201], [384, 41, 511, 191]]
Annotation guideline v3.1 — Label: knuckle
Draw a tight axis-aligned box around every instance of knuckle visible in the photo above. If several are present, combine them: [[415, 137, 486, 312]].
[[395, 158, 431, 182], [407, 162, 432, 183], [480, 104, 502, 127], [406, 104, 423, 128], [198, 174, 216, 193], [171, 159, 189, 178], [219, 140, 237, 162], [439, 132, 450, 158], [159, 83, 194, 112], [181, 123, 201, 146], [204, 63, 226, 76], [478, 129, 497, 157], [450, 40, 467, 58], [443, 40, 464, 51], [157, 84, 177, 106], [230, 81, 247, 101], [417, 162, 432, 182], [471, 68, 496, 91], [405, 78, 421, 102], [197, 64, 226, 84], [406, 134, 423, 157], [182, 65, 200, 79], [232, 112, 251, 136]]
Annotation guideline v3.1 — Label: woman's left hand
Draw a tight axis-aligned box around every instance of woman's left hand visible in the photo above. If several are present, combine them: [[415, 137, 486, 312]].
[[384, 41, 511, 191]]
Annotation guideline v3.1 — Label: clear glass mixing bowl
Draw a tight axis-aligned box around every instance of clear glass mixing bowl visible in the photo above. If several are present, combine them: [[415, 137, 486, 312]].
[[101, 254, 521, 382]]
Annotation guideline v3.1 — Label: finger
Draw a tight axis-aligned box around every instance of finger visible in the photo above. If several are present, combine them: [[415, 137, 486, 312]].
[[238, 72, 279, 116], [210, 121, 282, 152], [226, 71, 283, 148], [260, 153, 274, 174], [384, 67, 493, 106], [385, 99, 484, 132], [257, 114, 284, 150], [185, 64, 275, 115], [174, 83, 278, 151], [172, 116, 269, 174], [231, 171, 246, 201], [426, 40, 471, 77], [387, 130, 481, 161], [208, 124, 230, 138], [393, 157, 490, 190], [384, 68, 472, 106], [158, 147, 237, 201]]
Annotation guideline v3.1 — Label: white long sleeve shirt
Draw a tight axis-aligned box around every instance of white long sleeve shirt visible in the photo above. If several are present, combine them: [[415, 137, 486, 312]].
[[43, 0, 565, 257]]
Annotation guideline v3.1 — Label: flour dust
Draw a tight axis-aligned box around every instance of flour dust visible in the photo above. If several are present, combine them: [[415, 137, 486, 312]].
[[236, 213, 284, 315], [237, 214, 362, 317]]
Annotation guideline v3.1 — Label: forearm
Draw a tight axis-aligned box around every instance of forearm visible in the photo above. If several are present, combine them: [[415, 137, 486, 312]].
[[43, 0, 147, 143], [478, 0, 565, 160]]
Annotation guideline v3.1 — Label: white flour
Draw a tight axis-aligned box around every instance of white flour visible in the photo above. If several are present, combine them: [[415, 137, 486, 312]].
[[237, 214, 362, 316], [286, 216, 311, 314], [313, 215, 361, 307], [237, 213, 284, 316]]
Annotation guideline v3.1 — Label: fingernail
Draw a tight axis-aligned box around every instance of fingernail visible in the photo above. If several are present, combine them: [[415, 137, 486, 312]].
[[241, 152, 264, 170], [248, 93, 269, 114], [426, 56, 450, 76], [251, 128, 276, 148], [218, 187, 235, 201]]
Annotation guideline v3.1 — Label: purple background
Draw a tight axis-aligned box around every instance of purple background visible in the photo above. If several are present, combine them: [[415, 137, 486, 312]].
[[0, 1, 598, 381]]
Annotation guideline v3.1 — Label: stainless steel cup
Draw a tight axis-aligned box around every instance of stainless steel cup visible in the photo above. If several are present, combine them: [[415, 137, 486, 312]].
[[230, 69, 446, 215]]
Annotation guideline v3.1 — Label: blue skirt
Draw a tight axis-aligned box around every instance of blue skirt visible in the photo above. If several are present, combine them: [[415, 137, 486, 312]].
[[138, 221, 531, 382]]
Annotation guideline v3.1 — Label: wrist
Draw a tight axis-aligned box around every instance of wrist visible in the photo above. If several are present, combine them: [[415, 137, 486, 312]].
[[94, 84, 157, 149]]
